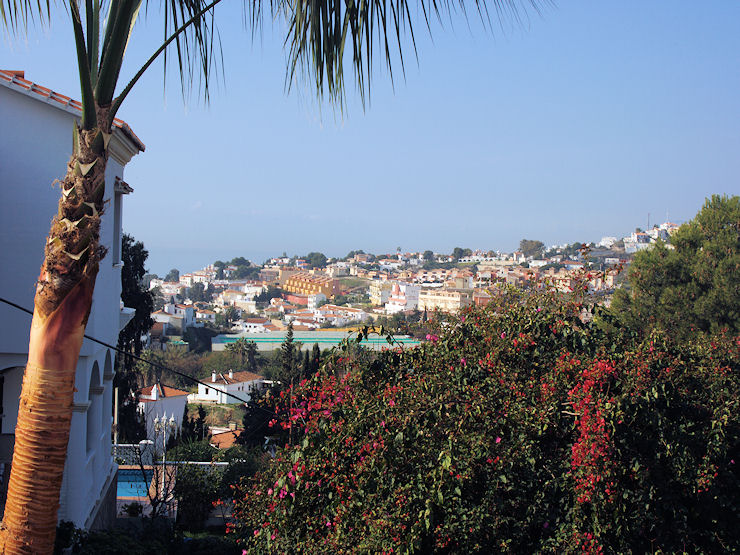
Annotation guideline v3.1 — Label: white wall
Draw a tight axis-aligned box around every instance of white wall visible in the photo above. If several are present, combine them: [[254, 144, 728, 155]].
[[0, 80, 141, 528], [138, 396, 188, 439]]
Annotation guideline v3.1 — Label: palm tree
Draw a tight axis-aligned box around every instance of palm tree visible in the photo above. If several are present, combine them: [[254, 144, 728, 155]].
[[226, 337, 257, 370], [1, 0, 541, 551], [0, 0, 220, 550]]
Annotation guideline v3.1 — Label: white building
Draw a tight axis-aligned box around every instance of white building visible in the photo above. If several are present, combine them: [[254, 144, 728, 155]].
[[193, 371, 265, 404], [385, 282, 421, 314], [195, 308, 216, 323], [369, 280, 393, 306], [241, 318, 272, 333], [307, 293, 327, 310], [0, 70, 144, 528], [137, 384, 190, 439], [151, 302, 199, 333]]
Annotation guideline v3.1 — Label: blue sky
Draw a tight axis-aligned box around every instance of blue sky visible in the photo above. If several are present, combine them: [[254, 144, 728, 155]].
[[3, 1, 739, 275]]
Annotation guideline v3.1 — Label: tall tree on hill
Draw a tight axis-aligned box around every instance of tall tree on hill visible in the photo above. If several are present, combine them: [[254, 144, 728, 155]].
[[519, 239, 545, 258], [1, 0, 544, 549], [164, 268, 180, 283]]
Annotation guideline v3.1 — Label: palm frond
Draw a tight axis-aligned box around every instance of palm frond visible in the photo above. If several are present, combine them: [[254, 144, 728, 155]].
[[283, 0, 550, 105], [69, 0, 97, 128], [0, 0, 51, 32], [159, 0, 221, 102]]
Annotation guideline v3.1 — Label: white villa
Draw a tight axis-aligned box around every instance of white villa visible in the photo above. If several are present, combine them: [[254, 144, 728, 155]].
[[0, 70, 144, 528], [137, 384, 190, 439], [192, 370, 265, 405]]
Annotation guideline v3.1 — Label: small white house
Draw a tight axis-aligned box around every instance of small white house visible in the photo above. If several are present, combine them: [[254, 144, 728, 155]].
[[194, 370, 264, 404], [137, 384, 190, 439]]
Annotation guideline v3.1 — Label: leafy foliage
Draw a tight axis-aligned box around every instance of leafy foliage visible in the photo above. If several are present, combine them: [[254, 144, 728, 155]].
[[519, 238, 545, 258], [164, 269, 180, 283], [231, 288, 739, 553], [305, 252, 328, 269], [115, 233, 153, 442], [611, 194, 739, 338]]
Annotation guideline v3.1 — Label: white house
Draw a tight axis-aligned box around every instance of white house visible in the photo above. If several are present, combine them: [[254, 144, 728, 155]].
[[151, 302, 198, 333], [195, 308, 216, 323], [241, 318, 272, 333], [0, 70, 144, 529], [137, 384, 190, 439], [385, 282, 421, 314], [194, 371, 264, 404]]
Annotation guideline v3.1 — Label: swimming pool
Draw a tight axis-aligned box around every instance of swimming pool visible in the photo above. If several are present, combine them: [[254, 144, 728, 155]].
[[117, 468, 153, 498]]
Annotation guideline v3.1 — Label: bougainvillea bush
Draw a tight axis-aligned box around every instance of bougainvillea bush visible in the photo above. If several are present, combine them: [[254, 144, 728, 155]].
[[230, 287, 739, 553]]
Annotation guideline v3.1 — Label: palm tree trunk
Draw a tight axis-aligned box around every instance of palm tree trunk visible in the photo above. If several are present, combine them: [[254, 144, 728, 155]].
[[0, 115, 109, 554]]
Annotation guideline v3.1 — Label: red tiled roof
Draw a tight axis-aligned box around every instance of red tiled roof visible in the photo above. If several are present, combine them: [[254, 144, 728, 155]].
[[209, 371, 263, 385], [138, 383, 190, 400], [210, 429, 242, 449], [0, 70, 145, 151]]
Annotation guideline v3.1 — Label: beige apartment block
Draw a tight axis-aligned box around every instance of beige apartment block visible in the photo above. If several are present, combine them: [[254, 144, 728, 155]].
[[418, 289, 474, 314]]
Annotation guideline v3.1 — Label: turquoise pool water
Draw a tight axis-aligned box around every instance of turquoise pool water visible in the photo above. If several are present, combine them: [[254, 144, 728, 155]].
[[117, 469, 153, 497]]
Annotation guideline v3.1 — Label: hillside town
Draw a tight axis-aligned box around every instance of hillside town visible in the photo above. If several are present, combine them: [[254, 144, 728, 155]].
[[2, 0, 735, 550], [145, 223, 680, 351]]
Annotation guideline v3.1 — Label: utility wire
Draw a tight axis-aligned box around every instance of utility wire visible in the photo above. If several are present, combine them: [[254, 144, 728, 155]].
[[0, 295, 253, 405]]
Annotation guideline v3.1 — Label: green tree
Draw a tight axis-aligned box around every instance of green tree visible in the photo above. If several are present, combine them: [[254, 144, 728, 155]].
[[215, 305, 240, 328], [226, 337, 258, 371], [117, 234, 154, 361], [150, 285, 166, 311], [1, 0, 544, 547], [306, 252, 328, 269], [519, 239, 545, 258], [302, 349, 311, 376], [451, 247, 470, 260], [164, 268, 180, 282], [611, 195, 740, 337], [186, 282, 206, 302], [255, 286, 283, 305], [311, 342, 321, 374], [279, 322, 297, 383], [114, 234, 152, 443], [423, 250, 434, 261]]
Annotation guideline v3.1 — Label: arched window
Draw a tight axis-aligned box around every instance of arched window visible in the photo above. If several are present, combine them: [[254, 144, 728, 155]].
[[86, 362, 102, 454]]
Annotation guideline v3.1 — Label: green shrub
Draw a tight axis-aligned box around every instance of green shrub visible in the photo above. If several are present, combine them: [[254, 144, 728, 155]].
[[231, 287, 739, 553]]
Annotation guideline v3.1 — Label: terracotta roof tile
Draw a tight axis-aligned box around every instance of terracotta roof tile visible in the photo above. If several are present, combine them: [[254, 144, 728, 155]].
[[210, 429, 242, 449], [0, 69, 145, 151], [138, 383, 190, 399]]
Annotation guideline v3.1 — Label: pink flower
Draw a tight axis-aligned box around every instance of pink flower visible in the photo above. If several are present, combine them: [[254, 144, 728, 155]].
[[500, 332, 506, 339], [267, 488, 273, 495], [326, 521, 332, 527], [460, 358, 466, 366], [389, 399, 396, 407], [496, 436, 502, 444]]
